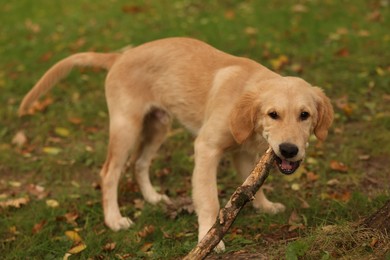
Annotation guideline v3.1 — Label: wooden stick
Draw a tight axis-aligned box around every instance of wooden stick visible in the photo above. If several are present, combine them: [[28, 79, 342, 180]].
[[184, 147, 276, 260]]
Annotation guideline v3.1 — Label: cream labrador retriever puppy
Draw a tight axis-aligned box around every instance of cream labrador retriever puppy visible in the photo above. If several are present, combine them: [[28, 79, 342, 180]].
[[19, 37, 333, 250]]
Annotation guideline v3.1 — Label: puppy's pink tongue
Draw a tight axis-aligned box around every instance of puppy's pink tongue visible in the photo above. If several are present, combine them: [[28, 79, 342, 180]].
[[281, 160, 294, 170]]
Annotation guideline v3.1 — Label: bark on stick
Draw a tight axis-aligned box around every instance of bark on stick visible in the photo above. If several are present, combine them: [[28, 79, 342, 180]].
[[184, 147, 276, 260]]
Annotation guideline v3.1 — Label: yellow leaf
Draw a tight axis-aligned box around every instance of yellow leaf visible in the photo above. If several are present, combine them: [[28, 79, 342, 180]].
[[9, 181, 22, 187], [65, 230, 83, 243], [46, 199, 59, 208], [55, 127, 70, 137], [291, 183, 300, 191], [43, 147, 62, 155], [270, 55, 289, 70], [67, 242, 87, 254]]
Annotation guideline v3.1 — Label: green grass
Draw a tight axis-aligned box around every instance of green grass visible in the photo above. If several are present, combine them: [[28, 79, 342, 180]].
[[1, 0, 389, 259]]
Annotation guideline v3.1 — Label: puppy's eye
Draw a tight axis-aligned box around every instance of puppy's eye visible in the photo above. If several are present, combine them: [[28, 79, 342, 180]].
[[300, 111, 310, 121], [268, 111, 279, 120]]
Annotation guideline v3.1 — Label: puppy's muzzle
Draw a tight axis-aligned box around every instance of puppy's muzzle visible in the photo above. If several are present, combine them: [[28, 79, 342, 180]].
[[276, 143, 301, 175]]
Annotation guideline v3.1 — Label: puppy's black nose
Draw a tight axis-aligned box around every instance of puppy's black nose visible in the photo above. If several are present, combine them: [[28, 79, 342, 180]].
[[279, 143, 299, 158]]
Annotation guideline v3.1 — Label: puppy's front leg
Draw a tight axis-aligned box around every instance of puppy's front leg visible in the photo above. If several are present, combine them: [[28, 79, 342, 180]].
[[192, 138, 225, 252]]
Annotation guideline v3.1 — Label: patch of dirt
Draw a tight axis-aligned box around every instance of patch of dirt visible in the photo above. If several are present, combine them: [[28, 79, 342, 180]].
[[358, 154, 390, 198]]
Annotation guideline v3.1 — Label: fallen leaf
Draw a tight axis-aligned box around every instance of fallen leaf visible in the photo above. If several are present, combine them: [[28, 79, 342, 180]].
[[298, 197, 310, 209], [122, 5, 145, 14], [288, 210, 302, 225], [9, 181, 22, 187], [68, 242, 87, 254], [27, 96, 54, 115], [39, 51, 53, 62], [68, 117, 83, 125], [12, 130, 27, 148], [328, 190, 351, 202], [291, 183, 300, 191], [244, 27, 258, 36], [64, 212, 79, 225], [0, 196, 30, 208], [133, 199, 144, 210], [26, 184, 48, 199], [291, 4, 308, 13], [55, 127, 70, 137], [166, 196, 194, 219], [25, 19, 41, 33], [138, 225, 155, 238], [65, 230, 83, 243], [306, 171, 320, 182], [330, 160, 348, 172], [358, 154, 370, 160], [46, 199, 59, 208], [32, 220, 47, 234], [366, 10, 382, 22], [270, 55, 289, 71], [327, 178, 340, 186], [224, 10, 235, 20], [335, 47, 350, 57], [103, 242, 116, 252], [43, 147, 62, 155], [140, 242, 153, 253], [370, 237, 378, 248]]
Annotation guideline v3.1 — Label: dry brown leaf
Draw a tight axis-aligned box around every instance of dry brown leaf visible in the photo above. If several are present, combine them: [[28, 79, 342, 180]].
[[330, 160, 348, 172], [166, 196, 194, 219], [298, 197, 310, 209], [64, 212, 79, 226], [288, 210, 302, 225], [291, 4, 308, 13], [26, 184, 48, 200], [68, 117, 83, 125], [138, 225, 155, 238], [327, 178, 340, 186], [122, 5, 145, 14], [12, 130, 27, 148], [27, 96, 54, 115], [224, 10, 235, 20], [306, 171, 320, 182], [0, 196, 30, 208], [25, 19, 41, 33], [103, 242, 116, 252], [335, 47, 350, 57], [140, 242, 153, 253], [32, 220, 47, 234]]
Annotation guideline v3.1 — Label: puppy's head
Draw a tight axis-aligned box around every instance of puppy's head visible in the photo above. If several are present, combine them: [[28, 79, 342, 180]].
[[229, 77, 333, 175]]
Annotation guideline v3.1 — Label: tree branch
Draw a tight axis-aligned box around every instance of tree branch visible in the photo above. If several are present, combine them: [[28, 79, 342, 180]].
[[184, 147, 276, 260]]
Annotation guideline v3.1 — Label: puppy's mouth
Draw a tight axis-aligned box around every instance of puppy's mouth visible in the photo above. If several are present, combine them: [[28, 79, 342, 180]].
[[275, 156, 301, 175]]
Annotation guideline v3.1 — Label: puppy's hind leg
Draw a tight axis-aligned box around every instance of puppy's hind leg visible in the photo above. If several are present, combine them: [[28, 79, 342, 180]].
[[100, 114, 142, 231], [133, 109, 172, 205]]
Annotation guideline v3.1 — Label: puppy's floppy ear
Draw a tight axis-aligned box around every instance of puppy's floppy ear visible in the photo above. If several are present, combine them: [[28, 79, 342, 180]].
[[312, 87, 334, 141], [229, 92, 258, 144]]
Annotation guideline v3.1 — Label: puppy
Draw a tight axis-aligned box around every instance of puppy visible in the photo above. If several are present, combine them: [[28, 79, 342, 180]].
[[19, 37, 333, 251]]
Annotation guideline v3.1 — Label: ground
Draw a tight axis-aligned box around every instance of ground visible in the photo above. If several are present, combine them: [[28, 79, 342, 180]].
[[0, 1, 389, 259]]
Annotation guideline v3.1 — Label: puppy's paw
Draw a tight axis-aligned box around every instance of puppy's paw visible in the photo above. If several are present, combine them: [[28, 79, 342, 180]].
[[214, 240, 226, 253], [105, 216, 134, 231], [253, 201, 286, 215]]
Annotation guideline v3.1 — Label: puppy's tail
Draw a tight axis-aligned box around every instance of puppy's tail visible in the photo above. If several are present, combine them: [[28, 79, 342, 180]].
[[18, 52, 120, 116]]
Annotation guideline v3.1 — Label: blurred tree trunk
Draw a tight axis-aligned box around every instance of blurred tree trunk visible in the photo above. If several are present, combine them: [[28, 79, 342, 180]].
[[363, 199, 390, 233]]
